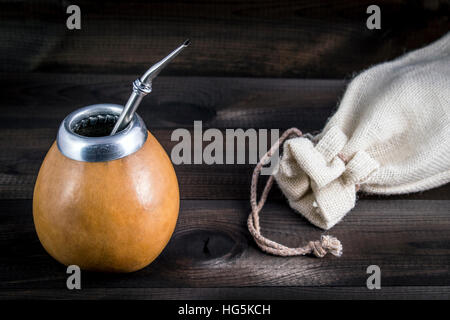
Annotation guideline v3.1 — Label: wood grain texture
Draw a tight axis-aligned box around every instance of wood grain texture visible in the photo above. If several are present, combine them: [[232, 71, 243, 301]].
[[1, 126, 449, 200], [0, 74, 328, 201], [1, 287, 450, 300], [1, 0, 448, 77], [1, 0, 449, 298], [0, 73, 345, 200], [1, 199, 450, 291], [0, 73, 345, 130], [1, 74, 449, 201]]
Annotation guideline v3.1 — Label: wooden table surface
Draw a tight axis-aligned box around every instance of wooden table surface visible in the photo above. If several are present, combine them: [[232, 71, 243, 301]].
[[0, 0, 449, 299]]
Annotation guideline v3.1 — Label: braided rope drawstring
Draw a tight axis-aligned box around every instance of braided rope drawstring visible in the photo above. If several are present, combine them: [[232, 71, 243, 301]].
[[247, 128, 343, 258]]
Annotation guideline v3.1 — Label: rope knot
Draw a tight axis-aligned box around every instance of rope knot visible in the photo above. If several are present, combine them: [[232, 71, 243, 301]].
[[321, 235, 343, 257], [308, 235, 343, 258], [308, 240, 327, 258]]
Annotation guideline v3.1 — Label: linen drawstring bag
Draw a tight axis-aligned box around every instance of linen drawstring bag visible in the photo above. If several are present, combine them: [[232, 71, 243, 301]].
[[248, 32, 450, 258]]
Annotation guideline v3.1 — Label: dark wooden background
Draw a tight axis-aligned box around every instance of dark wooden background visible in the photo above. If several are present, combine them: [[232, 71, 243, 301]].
[[0, 0, 449, 299]]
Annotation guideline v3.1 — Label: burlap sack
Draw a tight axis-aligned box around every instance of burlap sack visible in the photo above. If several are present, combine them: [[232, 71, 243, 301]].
[[248, 32, 450, 257]]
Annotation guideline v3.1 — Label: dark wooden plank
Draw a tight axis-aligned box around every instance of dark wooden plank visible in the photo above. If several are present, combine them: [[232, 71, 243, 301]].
[[0, 73, 344, 130], [1, 126, 449, 200], [1, 286, 450, 300], [1, 74, 448, 200], [1, 199, 449, 289], [1, 0, 448, 77]]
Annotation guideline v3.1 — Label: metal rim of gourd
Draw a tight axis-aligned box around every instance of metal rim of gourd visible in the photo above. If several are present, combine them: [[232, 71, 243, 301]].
[[57, 103, 148, 162]]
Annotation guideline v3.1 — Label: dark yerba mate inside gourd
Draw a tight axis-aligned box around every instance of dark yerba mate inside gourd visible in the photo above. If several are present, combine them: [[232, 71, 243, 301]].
[[72, 114, 118, 137]]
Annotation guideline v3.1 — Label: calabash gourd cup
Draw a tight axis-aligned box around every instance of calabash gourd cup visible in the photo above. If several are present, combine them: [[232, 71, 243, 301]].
[[33, 41, 189, 272]]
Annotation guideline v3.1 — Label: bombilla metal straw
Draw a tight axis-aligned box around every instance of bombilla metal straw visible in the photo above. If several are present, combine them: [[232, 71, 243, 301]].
[[110, 39, 191, 135]]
